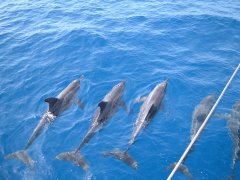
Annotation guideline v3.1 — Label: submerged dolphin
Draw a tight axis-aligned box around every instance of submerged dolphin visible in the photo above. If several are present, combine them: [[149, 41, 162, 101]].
[[102, 80, 167, 170], [191, 95, 215, 141], [5, 78, 84, 167], [167, 94, 215, 179], [215, 101, 240, 178], [56, 81, 127, 171]]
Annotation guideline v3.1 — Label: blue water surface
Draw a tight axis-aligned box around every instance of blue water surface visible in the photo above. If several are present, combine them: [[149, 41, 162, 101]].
[[0, 0, 240, 179]]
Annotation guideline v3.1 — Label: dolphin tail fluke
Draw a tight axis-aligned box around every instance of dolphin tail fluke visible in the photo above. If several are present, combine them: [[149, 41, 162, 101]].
[[55, 150, 88, 171], [102, 150, 138, 170], [5, 150, 34, 167], [166, 162, 193, 180]]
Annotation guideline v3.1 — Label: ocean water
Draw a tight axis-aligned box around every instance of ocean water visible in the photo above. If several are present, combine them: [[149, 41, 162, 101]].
[[0, 0, 240, 179]]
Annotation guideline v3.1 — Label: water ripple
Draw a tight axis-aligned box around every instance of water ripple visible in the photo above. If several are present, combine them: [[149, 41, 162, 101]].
[[0, 0, 240, 179]]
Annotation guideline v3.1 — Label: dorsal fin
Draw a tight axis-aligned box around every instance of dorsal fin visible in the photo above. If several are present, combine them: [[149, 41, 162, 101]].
[[44, 97, 59, 113], [148, 104, 157, 119], [146, 103, 157, 120], [98, 101, 108, 113]]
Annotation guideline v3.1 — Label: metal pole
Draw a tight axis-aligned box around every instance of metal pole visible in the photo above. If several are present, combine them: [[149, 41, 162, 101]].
[[167, 64, 240, 180]]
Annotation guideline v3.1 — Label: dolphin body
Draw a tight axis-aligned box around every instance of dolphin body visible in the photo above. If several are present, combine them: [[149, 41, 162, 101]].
[[56, 81, 127, 171], [102, 80, 167, 170], [215, 101, 240, 179], [191, 95, 215, 141], [167, 94, 215, 179], [5, 78, 84, 167]]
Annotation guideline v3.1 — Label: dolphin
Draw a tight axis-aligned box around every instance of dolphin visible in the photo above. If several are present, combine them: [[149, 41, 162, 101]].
[[55, 81, 127, 171], [102, 80, 167, 170], [191, 95, 215, 141], [167, 94, 215, 179], [5, 78, 84, 167], [214, 101, 240, 179]]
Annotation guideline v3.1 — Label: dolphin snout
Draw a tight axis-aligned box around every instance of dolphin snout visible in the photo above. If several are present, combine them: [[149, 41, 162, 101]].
[[73, 79, 80, 84], [156, 79, 168, 91], [73, 75, 84, 85], [163, 79, 168, 84], [161, 79, 168, 88], [119, 80, 126, 87], [122, 80, 127, 85]]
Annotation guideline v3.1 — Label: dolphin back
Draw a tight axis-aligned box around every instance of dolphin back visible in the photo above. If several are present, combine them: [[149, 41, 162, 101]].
[[25, 112, 55, 149], [55, 150, 88, 171], [5, 150, 34, 167], [102, 150, 138, 170]]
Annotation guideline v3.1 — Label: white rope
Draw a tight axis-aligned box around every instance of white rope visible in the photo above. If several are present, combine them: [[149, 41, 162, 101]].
[[167, 63, 240, 180]]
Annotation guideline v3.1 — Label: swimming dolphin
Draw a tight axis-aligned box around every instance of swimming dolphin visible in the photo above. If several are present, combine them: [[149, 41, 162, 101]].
[[167, 94, 215, 179], [55, 81, 127, 171], [102, 80, 167, 170], [5, 78, 84, 167], [214, 101, 240, 178]]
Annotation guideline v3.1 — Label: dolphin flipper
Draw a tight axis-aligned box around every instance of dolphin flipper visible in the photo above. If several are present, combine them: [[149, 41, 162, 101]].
[[55, 151, 88, 171], [102, 150, 138, 170], [75, 97, 85, 110], [5, 150, 34, 168], [119, 99, 128, 113], [134, 96, 147, 104]]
